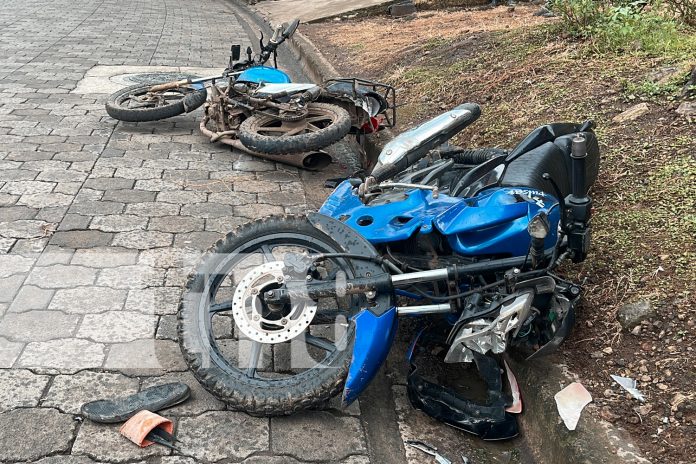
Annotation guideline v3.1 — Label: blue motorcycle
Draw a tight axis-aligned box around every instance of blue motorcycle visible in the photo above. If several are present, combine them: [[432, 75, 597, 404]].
[[179, 103, 599, 439], [106, 19, 395, 169]]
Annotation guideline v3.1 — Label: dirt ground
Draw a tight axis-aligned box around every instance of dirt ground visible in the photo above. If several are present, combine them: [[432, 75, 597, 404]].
[[304, 6, 696, 463]]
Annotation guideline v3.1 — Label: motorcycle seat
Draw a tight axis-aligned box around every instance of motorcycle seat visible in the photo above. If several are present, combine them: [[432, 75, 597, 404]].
[[451, 123, 599, 199]]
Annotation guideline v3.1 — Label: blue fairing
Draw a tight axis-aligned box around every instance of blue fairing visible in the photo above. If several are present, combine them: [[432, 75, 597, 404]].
[[320, 181, 560, 257], [237, 66, 291, 84], [342, 307, 398, 406]]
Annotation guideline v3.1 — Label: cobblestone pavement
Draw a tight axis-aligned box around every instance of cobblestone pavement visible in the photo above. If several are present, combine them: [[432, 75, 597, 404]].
[[0, 0, 377, 463]]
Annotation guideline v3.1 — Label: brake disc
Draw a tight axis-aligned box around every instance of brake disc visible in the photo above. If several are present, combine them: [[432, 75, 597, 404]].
[[232, 261, 316, 344]]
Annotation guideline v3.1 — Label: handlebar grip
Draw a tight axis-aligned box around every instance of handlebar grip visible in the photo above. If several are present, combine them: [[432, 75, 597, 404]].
[[371, 163, 401, 183]]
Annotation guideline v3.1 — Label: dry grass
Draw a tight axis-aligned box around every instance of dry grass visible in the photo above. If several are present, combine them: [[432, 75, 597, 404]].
[[304, 7, 696, 462]]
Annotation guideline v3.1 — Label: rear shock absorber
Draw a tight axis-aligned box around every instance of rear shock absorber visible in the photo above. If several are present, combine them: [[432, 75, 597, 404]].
[[564, 134, 593, 263]]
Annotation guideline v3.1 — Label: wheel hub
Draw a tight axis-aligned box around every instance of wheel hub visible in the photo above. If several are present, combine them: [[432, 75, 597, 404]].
[[232, 261, 316, 344]]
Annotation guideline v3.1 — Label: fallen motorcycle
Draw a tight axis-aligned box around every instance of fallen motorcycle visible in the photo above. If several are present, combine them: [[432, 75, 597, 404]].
[[105, 19, 395, 169], [178, 103, 599, 439]]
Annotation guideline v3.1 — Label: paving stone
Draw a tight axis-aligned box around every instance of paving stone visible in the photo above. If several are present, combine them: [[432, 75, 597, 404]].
[[0, 408, 77, 461], [71, 246, 139, 267], [0, 219, 54, 238], [177, 411, 270, 461], [69, 200, 124, 215], [233, 159, 276, 172], [50, 287, 128, 313], [0, 193, 19, 207], [272, 412, 367, 461], [180, 202, 234, 218], [26, 264, 98, 288], [97, 265, 165, 288], [49, 229, 113, 248], [111, 230, 174, 249], [0, 310, 79, 342], [90, 214, 148, 232], [83, 177, 134, 190], [137, 247, 198, 269], [18, 338, 106, 370], [0, 337, 23, 367], [35, 246, 74, 266], [11, 238, 49, 256], [0, 274, 25, 303], [0, 180, 56, 194], [0, 253, 34, 277], [77, 311, 156, 343], [103, 339, 187, 374], [17, 192, 74, 208], [235, 204, 284, 218], [174, 231, 223, 250], [0, 206, 38, 223], [35, 206, 68, 223], [141, 371, 225, 416], [72, 420, 168, 462], [156, 190, 208, 204], [43, 370, 139, 414], [57, 213, 91, 231], [36, 169, 87, 182], [0, 237, 15, 253], [102, 189, 157, 203], [0, 369, 50, 411], [148, 215, 205, 233], [30, 456, 103, 464], [8, 285, 54, 312], [125, 201, 180, 217], [206, 191, 257, 206], [205, 216, 248, 233], [124, 287, 182, 315]]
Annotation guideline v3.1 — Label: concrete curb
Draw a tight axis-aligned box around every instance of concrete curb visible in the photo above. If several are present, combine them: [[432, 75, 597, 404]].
[[228, 2, 651, 462]]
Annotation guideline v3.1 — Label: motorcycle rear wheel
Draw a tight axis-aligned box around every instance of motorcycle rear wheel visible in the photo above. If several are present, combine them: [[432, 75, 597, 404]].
[[238, 102, 351, 155], [105, 84, 207, 122], [178, 215, 357, 416]]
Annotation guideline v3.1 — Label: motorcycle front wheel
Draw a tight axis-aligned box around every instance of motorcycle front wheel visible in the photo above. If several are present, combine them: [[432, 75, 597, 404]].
[[178, 215, 358, 416], [238, 102, 351, 155], [105, 84, 207, 122]]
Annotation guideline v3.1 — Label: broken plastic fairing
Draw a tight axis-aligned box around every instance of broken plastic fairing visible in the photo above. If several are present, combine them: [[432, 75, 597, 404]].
[[444, 292, 534, 363]]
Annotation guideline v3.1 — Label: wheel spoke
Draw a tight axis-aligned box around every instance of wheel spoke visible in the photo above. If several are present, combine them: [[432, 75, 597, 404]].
[[260, 244, 275, 262], [246, 341, 262, 378], [305, 116, 330, 123], [256, 127, 288, 132], [281, 125, 307, 137], [306, 124, 320, 132], [209, 300, 234, 314], [305, 333, 336, 352]]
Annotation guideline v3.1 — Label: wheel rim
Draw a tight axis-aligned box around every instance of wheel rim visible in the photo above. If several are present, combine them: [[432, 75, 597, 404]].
[[117, 87, 196, 110], [196, 233, 356, 381], [246, 105, 341, 138]]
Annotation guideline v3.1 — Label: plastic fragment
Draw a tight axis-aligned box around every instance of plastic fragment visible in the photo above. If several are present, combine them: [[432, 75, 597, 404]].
[[554, 382, 593, 431], [503, 360, 523, 414], [610, 375, 646, 402]]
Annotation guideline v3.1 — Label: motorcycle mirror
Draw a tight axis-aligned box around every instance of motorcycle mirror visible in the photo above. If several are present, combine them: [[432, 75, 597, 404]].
[[283, 19, 300, 38], [230, 45, 241, 62]]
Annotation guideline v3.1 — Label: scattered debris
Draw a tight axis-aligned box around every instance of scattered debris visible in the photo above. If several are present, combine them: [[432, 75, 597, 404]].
[[504, 360, 523, 414], [616, 300, 655, 331], [554, 382, 593, 431], [611, 375, 646, 402], [612, 103, 650, 123], [405, 440, 451, 464], [120, 410, 178, 451], [81, 382, 191, 423]]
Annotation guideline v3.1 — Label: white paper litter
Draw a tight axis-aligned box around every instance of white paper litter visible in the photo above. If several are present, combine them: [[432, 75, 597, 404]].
[[610, 375, 646, 402], [554, 382, 593, 431]]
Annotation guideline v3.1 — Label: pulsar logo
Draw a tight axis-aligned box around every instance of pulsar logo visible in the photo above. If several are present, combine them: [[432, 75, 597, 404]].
[[507, 189, 546, 208]]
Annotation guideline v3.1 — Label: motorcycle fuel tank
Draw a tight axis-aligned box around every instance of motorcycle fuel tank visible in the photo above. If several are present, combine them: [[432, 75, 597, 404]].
[[237, 66, 291, 84], [319, 181, 560, 258]]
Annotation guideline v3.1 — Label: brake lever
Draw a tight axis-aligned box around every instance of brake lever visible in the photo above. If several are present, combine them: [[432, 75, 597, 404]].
[[404, 440, 452, 464]]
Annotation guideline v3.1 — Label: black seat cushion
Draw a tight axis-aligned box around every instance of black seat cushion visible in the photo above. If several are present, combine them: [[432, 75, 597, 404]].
[[501, 142, 570, 197]]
